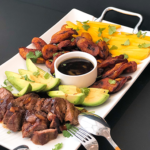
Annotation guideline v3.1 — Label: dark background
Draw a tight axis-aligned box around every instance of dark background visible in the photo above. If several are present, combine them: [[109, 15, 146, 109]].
[[0, 0, 150, 150]]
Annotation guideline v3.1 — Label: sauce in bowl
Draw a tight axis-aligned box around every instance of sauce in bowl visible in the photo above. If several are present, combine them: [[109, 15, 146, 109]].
[[58, 58, 94, 76]]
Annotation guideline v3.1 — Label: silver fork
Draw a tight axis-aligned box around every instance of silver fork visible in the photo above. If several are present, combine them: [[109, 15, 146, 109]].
[[68, 126, 99, 150]]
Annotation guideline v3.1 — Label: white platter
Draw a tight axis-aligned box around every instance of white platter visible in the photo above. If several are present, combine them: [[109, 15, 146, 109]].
[[0, 8, 150, 150]]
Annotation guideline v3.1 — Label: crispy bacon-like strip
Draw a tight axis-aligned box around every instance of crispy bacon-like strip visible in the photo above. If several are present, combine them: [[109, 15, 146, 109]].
[[98, 55, 128, 68], [32, 37, 47, 51], [90, 77, 130, 93], [58, 39, 76, 51], [102, 62, 133, 79], [97, 41, 109, 59], [19, 47, 45, 64], [50, 28, 78, 44], [76, 36, 100, 56], [61, 24, 67, 30], [42, 44, 58, 60], [124, 61, 137, 73]]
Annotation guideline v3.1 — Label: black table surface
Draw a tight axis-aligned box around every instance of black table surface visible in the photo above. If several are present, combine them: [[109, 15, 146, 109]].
[[0, 0, 150, 150]]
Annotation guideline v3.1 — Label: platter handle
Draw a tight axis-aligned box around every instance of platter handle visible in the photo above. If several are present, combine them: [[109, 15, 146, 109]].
[[95, 7, 143, 34]]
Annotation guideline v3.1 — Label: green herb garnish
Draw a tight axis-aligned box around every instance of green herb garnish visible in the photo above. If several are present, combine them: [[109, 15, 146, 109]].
[[62, 130, 73, 138], [82, 20, 89, 24], [44, 72, 51, 79], [49, 59, 53, 62], [53, 73, 55, 76], [80, 88, 90, 97], [109, 45, 118, 50], [108, 79, 116, 84], [138, 43, 150, 48], [3, 79, 13, 91], [22, 75, 35, 82], [82, 24, 90, 31], [7, 130, 11, 134], [26, 51, 42, 63], [98, 28, 105, 37], [122, 39, 130, 46], [108, 25, 116, 35], [63, 64, 66, 66], [33, 71, 40, 77], [123, 54, 129, 59], [71, 38, 75, 42], [53, 53, 58, 57], [102, 37, 110, 43], [76, 27, 80, 32], [136, 30, 142, 38], [96, 39, 101, 44], [52, 143, 63, 150]]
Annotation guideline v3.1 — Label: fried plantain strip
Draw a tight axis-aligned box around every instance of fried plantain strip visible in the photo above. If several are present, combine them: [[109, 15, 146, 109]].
[[32, 37, 47, 50]]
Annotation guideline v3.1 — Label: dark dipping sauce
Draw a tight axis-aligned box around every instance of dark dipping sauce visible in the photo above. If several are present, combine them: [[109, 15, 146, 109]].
[[58, 58, 94, 76]]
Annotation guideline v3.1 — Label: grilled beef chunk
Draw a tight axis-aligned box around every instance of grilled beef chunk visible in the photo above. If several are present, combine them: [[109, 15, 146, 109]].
[[41, 98, 52, 113], [34, 98, 45, 111], [31, 129, 58, 145], [65, 100, 80, 125], [0, 88, 14, 121], [98, 55, 128, 68], [3, 110, 14, 124], [50, 98, 67, 123], [22, 110, 47, 138]]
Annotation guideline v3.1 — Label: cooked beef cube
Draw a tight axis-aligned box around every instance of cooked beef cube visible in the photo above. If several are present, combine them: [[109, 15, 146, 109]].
[[31, 129, 58, 145], [41, 98, 52, 113], [6, 111, 24, 132], [25, 110, 37, 123], [22, 119, 47, 138], [50, 98, 66, 123], [10, 93, 39, 108], [2, 110, 14, 124], [24, 97, 38, 110], [47, 112, 56, 122], [65, 100, 80, 125], [34, 98, 45, 111], [0, 88, 14, 121]]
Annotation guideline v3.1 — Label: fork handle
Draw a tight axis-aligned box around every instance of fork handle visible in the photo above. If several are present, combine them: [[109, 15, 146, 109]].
[[107, 137, 121, 150]]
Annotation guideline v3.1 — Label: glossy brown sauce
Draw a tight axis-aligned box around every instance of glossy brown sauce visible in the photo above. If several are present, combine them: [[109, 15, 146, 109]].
[[58, 58, 94, 76]]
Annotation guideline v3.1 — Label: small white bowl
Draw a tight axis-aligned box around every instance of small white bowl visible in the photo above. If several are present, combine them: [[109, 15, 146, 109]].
[[54, 51, 97, 88]]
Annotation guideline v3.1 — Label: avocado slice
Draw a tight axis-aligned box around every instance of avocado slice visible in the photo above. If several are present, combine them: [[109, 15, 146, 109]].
[[82, 88, 109, 106], [13, 83, 32, 97], [59, 85, 81, 94], [6, 72, 46, 92], [47, 91, 85, 105], [26, 59, 60, 91], [19, 69, 60, 92]]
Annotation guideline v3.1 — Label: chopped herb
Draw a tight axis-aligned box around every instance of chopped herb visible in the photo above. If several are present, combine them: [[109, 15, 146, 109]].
[[49, 59, 53, 62], [52, 143, 63, 150], [136, 30, 142, 38], [66, 123, 72, 130], [22, 75, 35, 82], [76, 27, 80, 32], [63, 64, 66, 66], [82, 24, 90, 31], [80, 88, 90, 97], [142, 32, 147, 38], [96, 39, 101, 44], [71, 38, 75, 42], [108, 25, 116, 35], [102, 37, 110, 43], [4, 85, 13, 92], [98, 28, 105, 37], [82, 20, 89, 24], [26, 51, 42, 63], [4, 79, 8, 86], [44, 72, 51, 79], [122, 39, 130, 46], [61, 51, 65, 54], [53, 53, 58, 57], [123, 54, 129, 59], [33, 71, 40, 77], [7, 130, 11, 134], [62, 130, 73, 138], [108, 79, 116, 84], [97, 75, 102, 79], [109, 45, 118, 50], [53, 73, 55, 76], [138, 43, 150, 48]]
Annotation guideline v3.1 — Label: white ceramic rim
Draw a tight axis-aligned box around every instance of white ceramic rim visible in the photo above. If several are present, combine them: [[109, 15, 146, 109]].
[[54, 51, 97, 77]]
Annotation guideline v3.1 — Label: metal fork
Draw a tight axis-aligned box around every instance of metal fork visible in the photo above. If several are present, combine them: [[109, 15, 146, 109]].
[[68, 126, 99, 150]]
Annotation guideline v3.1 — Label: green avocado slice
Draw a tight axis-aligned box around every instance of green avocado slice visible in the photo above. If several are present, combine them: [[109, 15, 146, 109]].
[[47, 91, 85, 105], [26, 59, 60, 91], [18, 69, 60, 92], [59, 85, 81, 94], [82, 88, 109, 106], [13, 83, 32, 97]]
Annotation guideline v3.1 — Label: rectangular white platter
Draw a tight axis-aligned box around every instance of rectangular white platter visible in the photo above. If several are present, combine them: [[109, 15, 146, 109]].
[[0, 8, 150, 150]]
